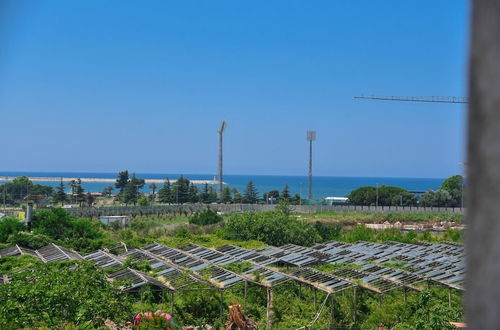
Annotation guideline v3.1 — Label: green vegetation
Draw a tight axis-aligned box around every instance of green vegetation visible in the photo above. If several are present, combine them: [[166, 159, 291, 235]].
[[348, 185, 417, 206], [189, 208, 223, 226], [298, 210, 463, 224], [0, 176, 53, 205], [0, 260, 131, 329], [0, 205, 465, 329]]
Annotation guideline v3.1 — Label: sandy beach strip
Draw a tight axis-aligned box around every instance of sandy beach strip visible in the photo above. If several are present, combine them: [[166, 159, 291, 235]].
[[0, 176, 224, 185]]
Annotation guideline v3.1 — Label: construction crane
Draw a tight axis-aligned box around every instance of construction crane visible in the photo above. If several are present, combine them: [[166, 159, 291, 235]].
[[355, 95, 468, 104]]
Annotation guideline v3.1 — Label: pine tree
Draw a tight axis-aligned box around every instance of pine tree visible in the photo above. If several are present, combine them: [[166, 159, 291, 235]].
[[243, 181, 259, 204], [232, 188, 243, 204], [220, 186, 232, 204], [172, 177, 190, 204], [189, 183, 199, 203], [115, 170, 129, 193], [74, 178, 85, 206], [281, 184, 291, 201], [52, 178, 67, 206], [158, 179, 173, 203]]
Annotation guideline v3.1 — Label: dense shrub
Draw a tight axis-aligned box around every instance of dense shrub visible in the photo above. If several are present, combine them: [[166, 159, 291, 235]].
[[0, 216, 26, 243], [32, 208, 103, 241], [7, 232, 53, 249], [0, 261, 131, 328], [189, 209, 223, 226], [224, 201, 321, 246]]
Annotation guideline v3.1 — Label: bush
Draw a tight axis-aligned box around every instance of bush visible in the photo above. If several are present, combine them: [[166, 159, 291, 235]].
[[8, 232, 52, 249], [189, 209, 223, 226], [0, 261, 131, 328], [0, 217, 26, 243], [32, 208, 103, 241], [224, 206, 321, 247]]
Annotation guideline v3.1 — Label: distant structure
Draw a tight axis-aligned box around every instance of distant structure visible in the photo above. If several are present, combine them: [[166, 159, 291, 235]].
[[354, 94, 469, 104], [218, 120, 227, 196], [307, 130, 316, 200]]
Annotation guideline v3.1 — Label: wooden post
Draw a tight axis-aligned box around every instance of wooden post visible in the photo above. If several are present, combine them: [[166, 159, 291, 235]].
[[378, 294, 382, 307], [244, 281, 248, 312], [220, 290, 225, 323], [170, 291, 174, 314], [266, 288, 274, 330], [404, 288, 407, 303], [448, 288, 452, 309], [353, 287, 357, 323], [330, 294, 335, 330]]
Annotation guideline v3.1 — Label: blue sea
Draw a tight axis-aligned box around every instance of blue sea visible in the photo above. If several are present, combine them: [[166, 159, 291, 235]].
[[0, 171, 444, 199]]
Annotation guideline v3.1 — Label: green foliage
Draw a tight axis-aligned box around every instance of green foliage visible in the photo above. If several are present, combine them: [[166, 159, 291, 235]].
[[0, 261, 131, 328], [243, 180, 259, 204], [123, 256, 153, 273], [0, 176, 53, 204], [138, 194, 150, 206], [52, 179, 67, 205], [314, 221, 342, 241], [7, 231, 53, 249], [32, 208, 103, 241], [0, 216, 26, 243], [420, 189, 453, 207], [220, 186, 232, 203], [440, 175, 464, 207], [0, 255, 41, 275], [115, 170, 129, 192], [158, 179, 174, 203], [172, 176, 191, 204], [225, 208, 321, 247], [189, 208, 223, 226], [348, 185, 417, 206]]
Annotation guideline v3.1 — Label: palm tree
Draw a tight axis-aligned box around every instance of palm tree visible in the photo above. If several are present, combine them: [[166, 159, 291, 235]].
[[149, 183, 157, 203]]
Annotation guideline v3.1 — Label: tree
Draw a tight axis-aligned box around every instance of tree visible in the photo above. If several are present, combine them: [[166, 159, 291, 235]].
[[189, 208, 223, 225], [200, 183, 211, 203], [420, 189, 453, 207], [52, 178, 67, 206], [189, 183, 199, 203], [348, 185, 417, 206], [74, 178, 85, 206], [158, 179, 173, 203], [121, 181, 139, 205], [137, 194, 149, 206], [0, 176, 53, 204], [220, 186, 232, 203], [102, 186, 114, 197], [0, 217, 26, 243], [281, 184, 291, 201], [149, 183, 157, 202], [232, 188, 243, 204], [172, 177, 190, 204], [115, 170, 129, 193], [440, 175, 464, 207], [243, 181, 259, 204]]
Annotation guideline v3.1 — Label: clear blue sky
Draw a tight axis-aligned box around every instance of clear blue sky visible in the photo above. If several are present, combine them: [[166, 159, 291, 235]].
[[0, 0, 469, 178]]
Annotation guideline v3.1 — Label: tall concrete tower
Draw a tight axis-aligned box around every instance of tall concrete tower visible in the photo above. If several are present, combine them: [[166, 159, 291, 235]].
[[307, 130, 316, 200], [218, 121, 227, 196]]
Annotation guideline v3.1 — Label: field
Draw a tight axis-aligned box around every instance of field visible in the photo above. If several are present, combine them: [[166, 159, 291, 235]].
[[0, 204, 464, 329]]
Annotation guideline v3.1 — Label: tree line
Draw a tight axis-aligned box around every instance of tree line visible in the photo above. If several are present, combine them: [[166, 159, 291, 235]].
[[348, 175, 465, 207]]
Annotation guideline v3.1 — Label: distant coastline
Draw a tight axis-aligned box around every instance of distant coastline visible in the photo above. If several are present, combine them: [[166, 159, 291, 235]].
[[0, 171, 445, 198], [0, 176, 223, 185]]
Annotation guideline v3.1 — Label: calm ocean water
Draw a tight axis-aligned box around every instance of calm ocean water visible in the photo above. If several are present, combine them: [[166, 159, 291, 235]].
[[0, 171, 444, 199]]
